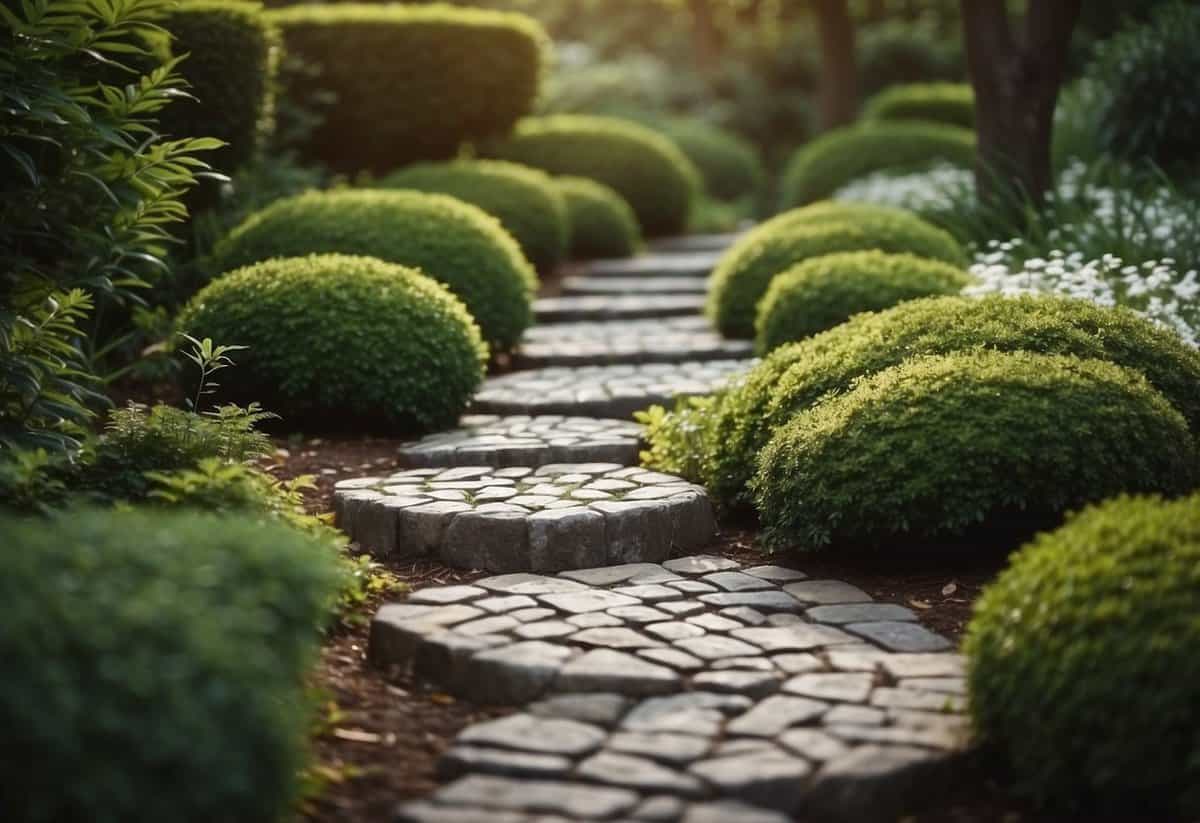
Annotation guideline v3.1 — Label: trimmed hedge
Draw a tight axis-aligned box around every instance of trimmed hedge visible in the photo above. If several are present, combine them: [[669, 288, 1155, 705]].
[[966, 493, 1200, 817], [754, 251, 971, 352], [659, 119, 764, 201], [706, 204, 966, 338], [380, 160, 568, 273], [213, 189, 536, 351], [178, 255, 487, 431], [555, 175, 641, 260], [269, 3, 548, 173], [779, 121, 976, 208], [861, 83, 974, 129], [0, 508, 342, 823], [753, 350, 1198, 550], [489, 115, 701, 237]]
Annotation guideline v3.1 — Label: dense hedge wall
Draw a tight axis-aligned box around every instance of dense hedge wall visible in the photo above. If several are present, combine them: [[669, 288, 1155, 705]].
[[380, 159, 568, 272], [269, 3, 548, 173], [753, 350, 1198, 550], [0, 508, 342, 823], [555, 175, 641, 259], [658, 119, 764, 201], [213, 189, 536, 351], [861, 82, 974, 129], [179, 255, 487, 431], [967, 493, 1200, 817], [489, 115, 701, 237]]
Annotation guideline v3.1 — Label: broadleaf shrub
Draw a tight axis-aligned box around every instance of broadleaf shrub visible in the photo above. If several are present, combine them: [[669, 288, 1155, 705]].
[[178, 255, 487, 431], [380, 160, 568, 272], [489, 114, 701, 237], [861, 82, 974, 129], [0, 507, 342, 823], [753, 350, 1198, 550], [966, 493, 1200, 817], [658, 119, 763, 201], [213, 189, 535, 351], [554, 175, 642, 260]]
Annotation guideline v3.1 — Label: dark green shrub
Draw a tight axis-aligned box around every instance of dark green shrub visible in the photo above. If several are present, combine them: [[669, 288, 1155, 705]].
[[966, 493, 1200, 817], [489, 115, 701, 237], [861, 83, 974, 129], [658, 119, 763, 201], [178, 255, 487, 432], [380, 160, 568, 272], [779, 121, 975, 208], [268, 3, 548, 173], [213, 189, 536, 350], [753, 350, 1198, 549], [754, 251, 971, 352], [706, 204, 966, 338], [555, 175, 642, 259], [857, 18, 966, 97], [0, 507, 342, 823]]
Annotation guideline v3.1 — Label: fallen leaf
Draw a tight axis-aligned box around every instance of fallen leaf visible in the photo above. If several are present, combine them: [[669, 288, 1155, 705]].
[[942, 581, 958, 596], [430, 693, 455, 705], [333, 728, 381, 744], [909, 598, 933, 610]]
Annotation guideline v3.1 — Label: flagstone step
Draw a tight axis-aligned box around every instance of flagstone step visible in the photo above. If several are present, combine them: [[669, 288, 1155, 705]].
[[515, 317, 752, 368], [579, 251, 722, 278], [534, 295, 706, 324], [561, 276, 708, 297]]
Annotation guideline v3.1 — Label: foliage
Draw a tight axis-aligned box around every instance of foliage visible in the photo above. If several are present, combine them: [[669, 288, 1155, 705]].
[[705, 202, 966, 338], [380, 159, 568, 272], [334, 554, 406, 629], [753, 350, 1198, 551], [857, 17, 966, 97], [489, 114, 701, 237], [634, 395, 716, 484], [966, 493, 1200, 817], [755, 251, 971, 353], [178, 255, 488, 432], [0, 507, 343, 823], [213, 189, 535, 351], [657, 118, 763, 201], [268, 2, 548, 173], [861, 82, 974, 129], [554, 175, 642, 259]]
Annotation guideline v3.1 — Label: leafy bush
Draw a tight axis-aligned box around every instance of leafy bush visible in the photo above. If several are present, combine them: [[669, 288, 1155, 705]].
[[268, 3, 548, 173], [488, 114, 701, 237], [380, 160, 568, 273], [658, 119, 763, 201], [966, 493, 1200, 817], [779, 121, 975, 208], [857, 18, 966, 97], [554, 175, 642, 259], [706, 203, 966, 338], [0, 507, 342, 823], [213, 189, 535, 350], [861, 82, 974, 129], [753, 350, 1198, 550], [178, 255, 487, 432], [754, 251, 971, 352]]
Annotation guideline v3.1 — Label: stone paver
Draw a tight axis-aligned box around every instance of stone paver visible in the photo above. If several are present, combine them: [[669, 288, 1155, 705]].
[[516, 317, 752, 368], [562, 275, 709, 296], [534, 294, 706, 323], [649, 233, 742, 253], [471, 360, 754, 419], [336, 464, 715, 569], [579, 251, 722, 278]]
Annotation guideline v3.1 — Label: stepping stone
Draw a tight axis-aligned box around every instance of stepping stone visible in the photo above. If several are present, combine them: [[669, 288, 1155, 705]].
[[845, 621, 953, 653], [528, 693, 632, 728], [430, 774, 640, 819], [335, 464, 714, 570], [579, 251, 722, 278], [689, 752, 812, 813], [438, 745, 572, 780], [458, 713, 607, 757], [664, 555, 740, 575], [534, 294, 705, 323], [649, 233, 742, 253], [807, 603, 919, 625], [557, 649, 681, 695], [608, 731, 713, 765], [516, 317, 752, 368], [561, 275, 708, 296], [575, 750, 705, 796], [783, 580, 874, 605], [471, 360, 753, 419], [725, 695, 829, 737]]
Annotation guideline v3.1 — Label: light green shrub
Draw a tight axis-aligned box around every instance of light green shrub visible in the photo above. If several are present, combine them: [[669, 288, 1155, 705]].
[[861, 82, 974, 129], [659, 119, 764, 201], [554, 175, 642, 259]]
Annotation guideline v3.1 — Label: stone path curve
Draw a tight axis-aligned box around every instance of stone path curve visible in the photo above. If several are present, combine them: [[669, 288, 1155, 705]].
[[534, 295, 706, 323], [515, 317, 753, 368]]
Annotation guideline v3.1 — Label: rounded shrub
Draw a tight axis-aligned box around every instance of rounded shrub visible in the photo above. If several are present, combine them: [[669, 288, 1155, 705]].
[[178, 255, 487, 432], [489, 114, 701, 237], [754, 251, 971, 352], [861, 82, 974, 129], [658, 119, 764, 201], [753, 350, 1198, 550], [213, 189, 536, 351], [966, 493, 1200, 817], [705, 204, 966, 338], [380, 159, 568, 273], [779, 121, 975, 208], [0, 507, 342, 823], [555, 175, 642, 260], [269, 3, 548, 173]]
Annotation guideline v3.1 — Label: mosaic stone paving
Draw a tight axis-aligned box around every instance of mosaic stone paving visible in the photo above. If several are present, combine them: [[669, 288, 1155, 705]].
[[396, 415, 645, 468], [534, 295, 706, 324], [561, 275, 709, 297], [471, 360, 754, 419], [580, 251, 722, 278], [334, 465, 714, 571], [378, 556, 966, 822], [516, 317, 753, 367]]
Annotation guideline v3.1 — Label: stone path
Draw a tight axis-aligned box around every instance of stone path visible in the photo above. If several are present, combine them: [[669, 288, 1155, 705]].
[[534, 295, 706, 323], [378, 556, 966, 822], [649, 233, 743, 254], [562, 276, 709, 297], [516, 317, 752, 368], [579, 251, 722, 278], [395, 415, 644, 468]]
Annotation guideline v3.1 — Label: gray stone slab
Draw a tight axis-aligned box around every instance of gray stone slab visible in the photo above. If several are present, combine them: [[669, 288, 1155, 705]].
[[409, 585, 487, 605], [433, 774, 640, 819], [846, 621, 953, 653], [399, 415, 643, 469], [533, 294, 706, 323], [622, 692, 754, 736], [681, 801, 793, 823], [782, 672, 875, 703], [458, 714, 607, 757], [697, 590, 805, 613], [580, 251, 721, 278], [576, 750, 705, 796], [608, 731, 713, 765], [632, 794, 688, 822], [692, 670, 781, 698], [689, 752, 812, 813], [648, 233, 742, 254], [638, 648, 707, 671], [528, 693, 632, 728], [877, 653, 967, 679], [571, 627, 664, 650], [476, 573, 589, 596], [674, 635, 762, 660], [540, 589, 640, 614], [517, 317, 752, 368], [701, 571, 775, 592], [464, 641, 575, 704], [804, 745, 958, 822], [726, 695, 829, 737], [807, 603, 919, 624], [777, 728, 851, 762], [663, 555, 740, 575], [720, 606, 768, 625], [869, 687, 966, 713], [562, 275, 709, 296], [742, 565, 808, 582], [730, 624, 858, 652], [557, 649, 682, 695], [438, 745, 573, 781], [560, 563, 675, 587], [783, 580, 873, 605]]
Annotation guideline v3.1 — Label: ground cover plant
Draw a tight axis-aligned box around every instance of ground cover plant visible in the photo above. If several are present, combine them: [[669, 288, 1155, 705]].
[[553, 175, 642, 259]]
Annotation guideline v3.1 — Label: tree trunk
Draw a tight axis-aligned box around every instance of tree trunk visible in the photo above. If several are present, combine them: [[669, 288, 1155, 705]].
[[688, 0, 721, 76], [960, 0, 1081, 206], [813, 0, 858, 130]]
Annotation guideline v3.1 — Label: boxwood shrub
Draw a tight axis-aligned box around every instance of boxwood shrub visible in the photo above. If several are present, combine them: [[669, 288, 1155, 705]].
[[269, 3, 548, 173], [753, 350, 1198, 550], [966, 493, 1200, 817], [555, 175, 642, 259], [489, 115, 701, 237], [754, 251, 972, 352], [861, 83, 975, 129], [705, 205, 966, 338], [779, 121, 976, 207], [0, 507, 342, 823], [178, 255, 487, 432], [213, 189, 536, 351], [380, 159, 568, 272], [658, 119, 764, 201]]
